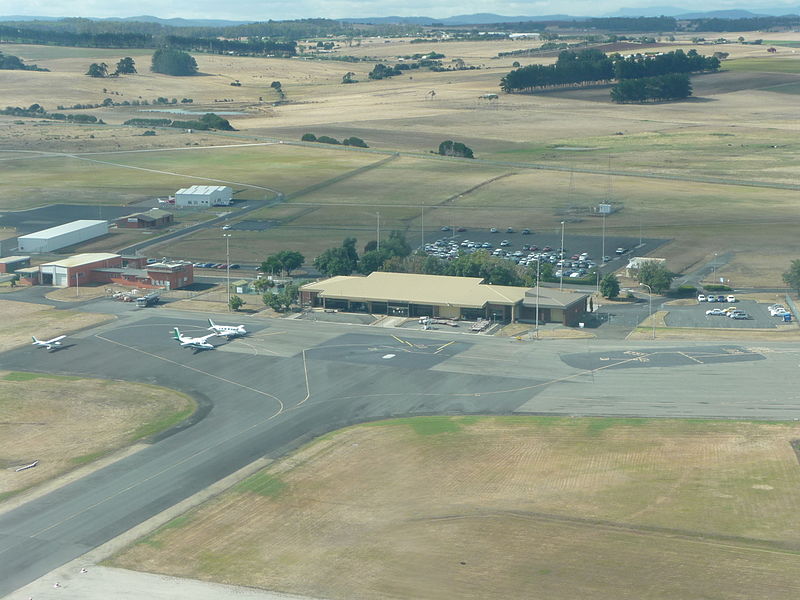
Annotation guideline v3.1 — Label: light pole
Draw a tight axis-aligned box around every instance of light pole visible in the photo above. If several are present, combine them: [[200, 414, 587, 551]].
[[376, 212, 380, 251], [640, 282, 655, 339], [420, 204, 424, 251], [223, 233, 232, 311], [75, 272, 80, 297], [559, 220, 565, 290], [536, 259, 541, 333]]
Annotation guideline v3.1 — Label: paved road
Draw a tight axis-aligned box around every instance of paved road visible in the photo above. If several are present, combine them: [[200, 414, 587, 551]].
[[1, 307, 800, 596]]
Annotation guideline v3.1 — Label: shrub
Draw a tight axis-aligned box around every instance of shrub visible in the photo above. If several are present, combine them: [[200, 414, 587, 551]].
[[301, 132, 317, 141]]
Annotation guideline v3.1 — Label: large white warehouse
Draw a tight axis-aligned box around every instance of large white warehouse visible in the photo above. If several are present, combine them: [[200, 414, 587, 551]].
[[175, 185, 233, 207], [17, 220, 108, 253]]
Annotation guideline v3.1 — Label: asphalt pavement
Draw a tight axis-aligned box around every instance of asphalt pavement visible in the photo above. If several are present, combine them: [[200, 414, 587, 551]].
[[2, 307, 800, 596]]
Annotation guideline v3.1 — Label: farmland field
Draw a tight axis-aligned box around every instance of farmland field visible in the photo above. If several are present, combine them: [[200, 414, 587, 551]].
[[110, 416, 800, 600]]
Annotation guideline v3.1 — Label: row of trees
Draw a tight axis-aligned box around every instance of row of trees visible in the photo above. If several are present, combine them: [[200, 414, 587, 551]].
[[123, 113, 234, 131], [1, 104, 103, 123], [500, 49, 718, 93], [612, 50, 719, 80], [86, 57, 136, 78], [610, 73, 692, 103], [312, 235, 567, 288], [301, 133, 369, 148]]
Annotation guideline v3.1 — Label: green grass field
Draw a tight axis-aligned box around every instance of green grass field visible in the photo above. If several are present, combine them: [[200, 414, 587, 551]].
[[725, 57, 800, 73], [110, 416, 800, 600]]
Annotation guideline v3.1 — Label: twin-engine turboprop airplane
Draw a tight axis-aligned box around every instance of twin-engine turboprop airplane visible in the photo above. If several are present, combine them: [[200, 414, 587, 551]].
[[207, 318, 246, 338], [172, 328, 216, 350]]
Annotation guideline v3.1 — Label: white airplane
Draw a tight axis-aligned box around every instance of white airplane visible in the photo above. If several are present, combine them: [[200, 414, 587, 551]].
[[207, 318, 247, 338], [172, 327, 216, 350], [31, 335, 66, 350]]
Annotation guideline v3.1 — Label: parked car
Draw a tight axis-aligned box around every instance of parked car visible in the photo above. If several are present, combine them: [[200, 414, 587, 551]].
[[500, 240, 510, 246], [522, 228, 531, 234], [602, 255, 611, 262], [229, 264, 240, 269], [440, 226, 450, 232], [716, 295, 726, 302], [726, 295, 736, 302], [615, 247, 626, 254], [222, 225, 231, 230], [729, 312, 749, 320], [506, 227, 514, 233], [707, 296, 716, 303], [489, 227, 498, 233], [456, 226, 466, 232], [706, 308, 726, 316], [697, 294, 706, 302]]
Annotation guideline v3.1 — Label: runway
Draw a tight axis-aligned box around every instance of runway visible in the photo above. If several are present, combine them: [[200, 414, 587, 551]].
[[1, 310, 799, 596]]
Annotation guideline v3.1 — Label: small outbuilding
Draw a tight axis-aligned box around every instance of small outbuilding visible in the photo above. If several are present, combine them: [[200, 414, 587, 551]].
[[116, 208, 174, 229], [0, 255, 31, 273]]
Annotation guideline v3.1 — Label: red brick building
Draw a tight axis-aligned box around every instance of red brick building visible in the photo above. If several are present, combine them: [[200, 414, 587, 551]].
[[23, 253, 193, 290]]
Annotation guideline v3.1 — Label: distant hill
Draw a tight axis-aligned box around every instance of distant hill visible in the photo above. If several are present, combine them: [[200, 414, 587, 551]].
[[611, 6, 799, 17], [0, 14, 252, 27], [338, 13, 584, 25]]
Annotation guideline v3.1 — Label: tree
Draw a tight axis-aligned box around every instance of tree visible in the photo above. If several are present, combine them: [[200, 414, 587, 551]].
[[264, 283, 299, 312], [637, 262, 673, 294], [301, 132, 317, 141], [229, 294, 244, 311], [600, 273, 620, 298], [342, 71, 357, 84], [252, 277, 275, 293], [342, 136, 368, 148], [359, 249, 391, 274], [86, 62, 108, 78], [271, 80, 285, 100], [273, 250, 304, 276], [438, 140, 474, 158], [314, 238, 359, 277], [151, 48, 197, 76], [782, 259, 800, 294], [114, 57, 136, 75]]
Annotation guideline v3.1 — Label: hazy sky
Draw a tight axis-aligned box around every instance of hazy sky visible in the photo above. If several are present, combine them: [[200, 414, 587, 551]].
[[2, 0, 798, 20]]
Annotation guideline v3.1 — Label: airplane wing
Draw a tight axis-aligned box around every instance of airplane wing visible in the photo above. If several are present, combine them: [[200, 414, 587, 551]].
[[44, 335, 66, 344], [200, 333, 218, 343]]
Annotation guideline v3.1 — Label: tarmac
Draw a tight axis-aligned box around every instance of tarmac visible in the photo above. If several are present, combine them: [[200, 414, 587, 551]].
[[2, 299, 800, 597]]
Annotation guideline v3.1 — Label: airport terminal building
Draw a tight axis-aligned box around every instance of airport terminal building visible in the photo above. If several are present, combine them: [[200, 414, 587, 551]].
[[299, 272, 588, 325]]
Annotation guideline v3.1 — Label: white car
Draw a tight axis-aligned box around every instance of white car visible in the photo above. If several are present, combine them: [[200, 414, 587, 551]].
[[706, 308, 726, 316], [726, 295, 736, 302], [771, 308, 790, 317], [697, 294, 706, 302]]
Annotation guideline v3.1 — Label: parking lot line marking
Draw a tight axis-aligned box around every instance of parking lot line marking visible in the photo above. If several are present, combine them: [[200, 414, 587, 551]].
[[298, 349, 311, 406], [678, 351, 704, 364], [435, 341, 455, 354], [392, 335, 413, 347]]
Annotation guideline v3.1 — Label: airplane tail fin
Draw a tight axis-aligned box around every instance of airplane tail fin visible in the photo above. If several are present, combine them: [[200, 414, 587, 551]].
[[208, 318, 216, 330], [173, 327, 181, 339], [32, 336, 38, 344]]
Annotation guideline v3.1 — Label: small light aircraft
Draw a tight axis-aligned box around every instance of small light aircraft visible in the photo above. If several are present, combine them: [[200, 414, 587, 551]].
[[207, 318, 247, 338], [172, 328, 216, 350], [31, 335, 66, 350]]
